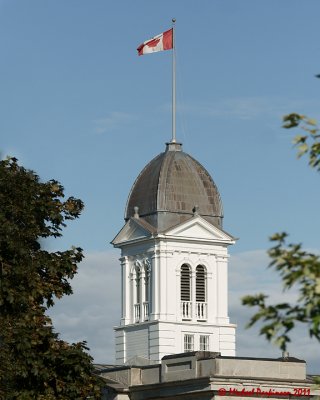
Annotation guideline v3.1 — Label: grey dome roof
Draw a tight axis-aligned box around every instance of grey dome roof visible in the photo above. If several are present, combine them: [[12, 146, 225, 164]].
[[125, 142, 223, 231]]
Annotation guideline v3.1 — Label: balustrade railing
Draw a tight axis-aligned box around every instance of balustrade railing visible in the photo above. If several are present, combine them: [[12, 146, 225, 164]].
[[134, 304, 140, 323], [181, 301, 192, 320], [143, 302, 149, 321], [134, 302, 149, 323], [196, 302, 207, 320], [137, 301, 206, 322]]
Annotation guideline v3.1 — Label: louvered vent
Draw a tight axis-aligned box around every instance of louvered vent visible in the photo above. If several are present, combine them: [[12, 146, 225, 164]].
[[196, 265, 206, 302], [180, 264, 191, 301]]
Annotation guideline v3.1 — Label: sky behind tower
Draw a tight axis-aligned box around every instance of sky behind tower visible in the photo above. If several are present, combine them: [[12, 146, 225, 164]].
[[1, 0, 319, 372]]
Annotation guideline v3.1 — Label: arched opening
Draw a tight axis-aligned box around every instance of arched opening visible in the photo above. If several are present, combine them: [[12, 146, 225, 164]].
[[196, 265, 207, 320], [134, 266, 141, 323], [143, 264, 150, 321], [181, 264, 191, 319]]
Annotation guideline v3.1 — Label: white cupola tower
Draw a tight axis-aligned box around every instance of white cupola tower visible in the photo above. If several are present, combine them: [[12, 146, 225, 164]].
[[112, 142, 236, 364]]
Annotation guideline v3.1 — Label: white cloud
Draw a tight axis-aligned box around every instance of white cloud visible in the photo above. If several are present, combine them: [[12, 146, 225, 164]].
[[49, 249, 319, 373], [93, 111, 137, 134], [48, 250, 120, 363], [176, 97, 320, 122], [208, 98, 279, 120], [229, 250, 319, 374]]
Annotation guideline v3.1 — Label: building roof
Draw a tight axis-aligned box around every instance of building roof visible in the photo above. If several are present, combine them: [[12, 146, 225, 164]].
[[125, 142, 223, 231], [98, 352, 318, 400]]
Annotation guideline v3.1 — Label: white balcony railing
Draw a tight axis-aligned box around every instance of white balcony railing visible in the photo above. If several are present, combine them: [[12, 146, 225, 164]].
[[134, 302, 149, 323], [181, 301, 192, 320], [196, 302, 207, 320], [134, 304, 140, 323], [143, 302, 149, 321]]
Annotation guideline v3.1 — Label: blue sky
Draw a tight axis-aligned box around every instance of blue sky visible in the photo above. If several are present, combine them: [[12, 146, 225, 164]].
[[1, 1, 319, 372]]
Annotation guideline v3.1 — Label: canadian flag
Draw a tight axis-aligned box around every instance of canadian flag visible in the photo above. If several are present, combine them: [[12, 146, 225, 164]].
[[137, 28, 173, 56]]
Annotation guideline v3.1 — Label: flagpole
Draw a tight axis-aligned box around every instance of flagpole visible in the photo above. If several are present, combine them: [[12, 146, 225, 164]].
[[172, 18, 176, 143]]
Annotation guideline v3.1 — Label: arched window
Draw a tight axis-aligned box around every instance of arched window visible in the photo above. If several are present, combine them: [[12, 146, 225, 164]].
[[196, 265, 207, 320], [133, 259, 150, 323], [181, 264, 191, 319], [144, 261, 150, 303], [180, 264, 191, 301], [143, 262, 150, 321], [135, 266, 141, 304], [196, 265, 206, 302], [134, 266, 141, 323], [144, 269, 149, 302]]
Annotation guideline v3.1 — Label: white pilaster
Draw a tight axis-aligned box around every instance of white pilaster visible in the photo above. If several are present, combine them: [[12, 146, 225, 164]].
[[120, 256, 130, 325], [206, 263, 214, 324], [216, 255, 229, 324], [151, 251, 160, 320], [158, 250, 167, 319]]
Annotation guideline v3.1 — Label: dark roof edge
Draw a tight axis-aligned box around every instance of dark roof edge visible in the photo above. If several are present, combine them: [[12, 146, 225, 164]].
[[217, 355, 306, 363], [161, 352, 306, 364]]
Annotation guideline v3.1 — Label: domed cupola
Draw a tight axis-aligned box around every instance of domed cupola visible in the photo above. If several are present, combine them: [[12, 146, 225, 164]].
[[113, 140, 236, 365], [125, 142, 223, 231]]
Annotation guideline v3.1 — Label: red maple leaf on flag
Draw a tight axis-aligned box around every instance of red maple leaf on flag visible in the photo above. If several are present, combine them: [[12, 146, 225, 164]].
[[146, 38, 160, 48]]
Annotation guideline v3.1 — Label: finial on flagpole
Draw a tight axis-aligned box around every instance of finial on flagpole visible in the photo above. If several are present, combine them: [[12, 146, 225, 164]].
[[171, 18, 176, 143]]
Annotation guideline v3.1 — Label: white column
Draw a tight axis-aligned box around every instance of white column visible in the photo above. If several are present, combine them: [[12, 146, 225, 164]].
[[191, 268, 196, 321], [216, 255, 229, 324], [206, 259, 214, 324], [140, 266, 146, 322], [151, 251, 159, 320], [158, 250, 167, 319], [176, 265, 181, 322], [120, 256, 130, 325], [144, 259, 151, 321], [130, 262, 135, 324]]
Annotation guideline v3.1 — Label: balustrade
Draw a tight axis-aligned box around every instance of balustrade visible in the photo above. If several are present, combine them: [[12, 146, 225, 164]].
[[134, 303, 140, 323], [196, 302, 207, 320], [143, 302, 149, 321], [181, 301, 192, 320], [134, 302, 149, 322]]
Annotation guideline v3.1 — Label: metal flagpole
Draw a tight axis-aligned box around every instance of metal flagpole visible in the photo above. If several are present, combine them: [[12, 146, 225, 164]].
[[172, 18, 176, 143]]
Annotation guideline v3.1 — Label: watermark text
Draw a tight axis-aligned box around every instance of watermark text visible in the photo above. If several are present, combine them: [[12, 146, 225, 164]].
[[217, 387, 311, 397]]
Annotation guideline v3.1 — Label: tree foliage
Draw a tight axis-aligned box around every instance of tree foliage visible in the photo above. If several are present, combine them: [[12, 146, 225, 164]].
[[0, 157, 102, 399], [242, 114, 320, 351], [283, 113, 320, 170]]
